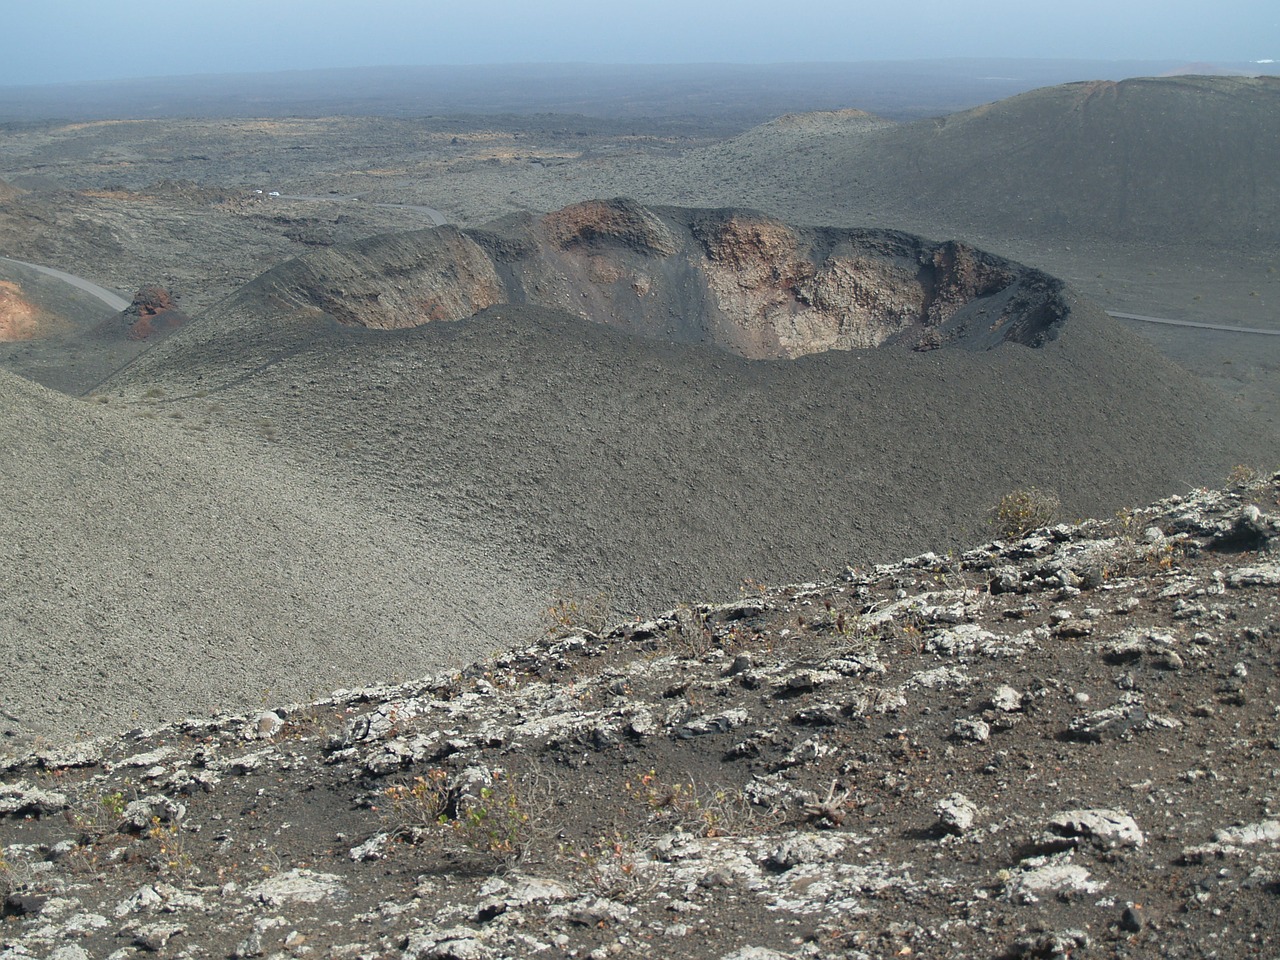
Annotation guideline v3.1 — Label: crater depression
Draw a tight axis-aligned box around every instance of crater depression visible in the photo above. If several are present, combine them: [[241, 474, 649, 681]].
[[249, 199, 1068, 358]]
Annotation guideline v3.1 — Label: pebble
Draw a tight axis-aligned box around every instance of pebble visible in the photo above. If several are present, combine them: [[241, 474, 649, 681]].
[[953, 718, 991, 743], [1045, 809, 1144, 849], [935, 793, 979, 834]]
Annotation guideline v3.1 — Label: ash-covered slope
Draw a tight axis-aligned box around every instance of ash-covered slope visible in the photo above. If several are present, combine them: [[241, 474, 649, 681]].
[[1, 478, 1277, 959], [14, 287, 195, 395], [0, 262, 192, 395], [626, 76, 1279, 246], [0, 369, 543, 747], [101, 203, 1276, 642], [0, 257, 116, 332], [751, 75, 1280, 243]]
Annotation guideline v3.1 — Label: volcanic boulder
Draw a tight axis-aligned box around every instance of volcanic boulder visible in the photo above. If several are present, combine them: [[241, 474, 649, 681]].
[[90, 286, 189, 343], [124, 286, 186, 340]]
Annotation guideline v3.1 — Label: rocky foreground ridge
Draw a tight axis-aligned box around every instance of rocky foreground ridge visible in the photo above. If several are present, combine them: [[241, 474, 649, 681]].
[[1, 475, 1278, 958]]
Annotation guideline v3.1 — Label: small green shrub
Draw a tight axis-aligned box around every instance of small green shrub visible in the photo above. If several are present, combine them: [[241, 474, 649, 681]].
[[147, 814, 194, 876], [383, 769, 452, 835], [1226, 464, 1261, 488], [384, 769, 533, 866], [563, 833, 656, 901], [66, 788, 127, 843], [545, 590, 611, 638], [990, 487, 1060, 538], [449, 780, 531, 861], [627, 769, 756, 837], [0, 850, 33, 897]]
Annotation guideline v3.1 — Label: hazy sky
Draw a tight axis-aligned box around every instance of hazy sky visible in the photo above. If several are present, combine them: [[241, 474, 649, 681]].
[[4, 0, 1277, 86]]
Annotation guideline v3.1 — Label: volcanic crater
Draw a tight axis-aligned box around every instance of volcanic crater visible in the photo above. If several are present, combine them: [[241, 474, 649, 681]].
[[254, 199, 1069, 359]]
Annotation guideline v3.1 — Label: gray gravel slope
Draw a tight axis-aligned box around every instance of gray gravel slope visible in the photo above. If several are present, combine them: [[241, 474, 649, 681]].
[[101, 268, 1277, 643], [0, 370, 542, 748]]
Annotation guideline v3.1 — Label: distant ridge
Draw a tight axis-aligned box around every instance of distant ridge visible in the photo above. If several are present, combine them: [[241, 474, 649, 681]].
[[833, 75, 1280, 242], [661, 75, 1280, 246], [1, 60, 1268, 124], [763, 108, 883, 129]]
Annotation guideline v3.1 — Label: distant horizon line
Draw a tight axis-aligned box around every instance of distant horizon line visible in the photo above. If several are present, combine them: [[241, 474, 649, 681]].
[[4, 56, 1274, 90]]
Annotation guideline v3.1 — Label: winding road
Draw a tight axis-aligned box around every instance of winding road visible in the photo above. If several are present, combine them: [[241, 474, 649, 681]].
[[1106, 310, 1280, 336], [0, 193, 448, 316], [0, 255, 129, 311]]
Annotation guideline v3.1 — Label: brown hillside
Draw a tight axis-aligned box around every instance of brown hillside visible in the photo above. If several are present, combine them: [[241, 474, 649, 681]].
[[0, 368, 544, 743]]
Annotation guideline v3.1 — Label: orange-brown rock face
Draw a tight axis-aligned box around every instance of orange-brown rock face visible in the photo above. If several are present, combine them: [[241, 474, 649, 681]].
[[693, 213, 820, 357], [798, 253, 927, 351], [685, 213, 1028, 358], [283, 227, 504, 330], [131, 286, 177, 316], [541, 199, 677, 258], [0, 281, 62, 341]]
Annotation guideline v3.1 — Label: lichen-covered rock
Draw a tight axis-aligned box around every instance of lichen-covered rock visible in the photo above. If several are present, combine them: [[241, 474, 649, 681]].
[[935, 793, 979, 834], [0, 476, 1277, 959], [245, 869, 347, 906], [1005, 854, 1103, 904], [1044, 809, 1144, 849]]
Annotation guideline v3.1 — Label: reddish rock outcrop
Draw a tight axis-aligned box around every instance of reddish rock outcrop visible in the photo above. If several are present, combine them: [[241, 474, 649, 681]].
[[0, 280, 62, 341], [540, 198, 677, 257], [87, 285, 189, 345], [692, 213, 818, 356], [123, 286, 186, 341]]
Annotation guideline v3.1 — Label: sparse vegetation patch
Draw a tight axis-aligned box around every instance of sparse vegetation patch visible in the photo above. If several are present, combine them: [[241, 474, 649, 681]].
[[989, 486, 1061, 538]]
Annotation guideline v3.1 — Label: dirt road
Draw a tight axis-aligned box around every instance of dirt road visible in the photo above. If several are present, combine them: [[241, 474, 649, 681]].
[[1107, 309, 1280, 336], [0, 255, 128, 311]]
